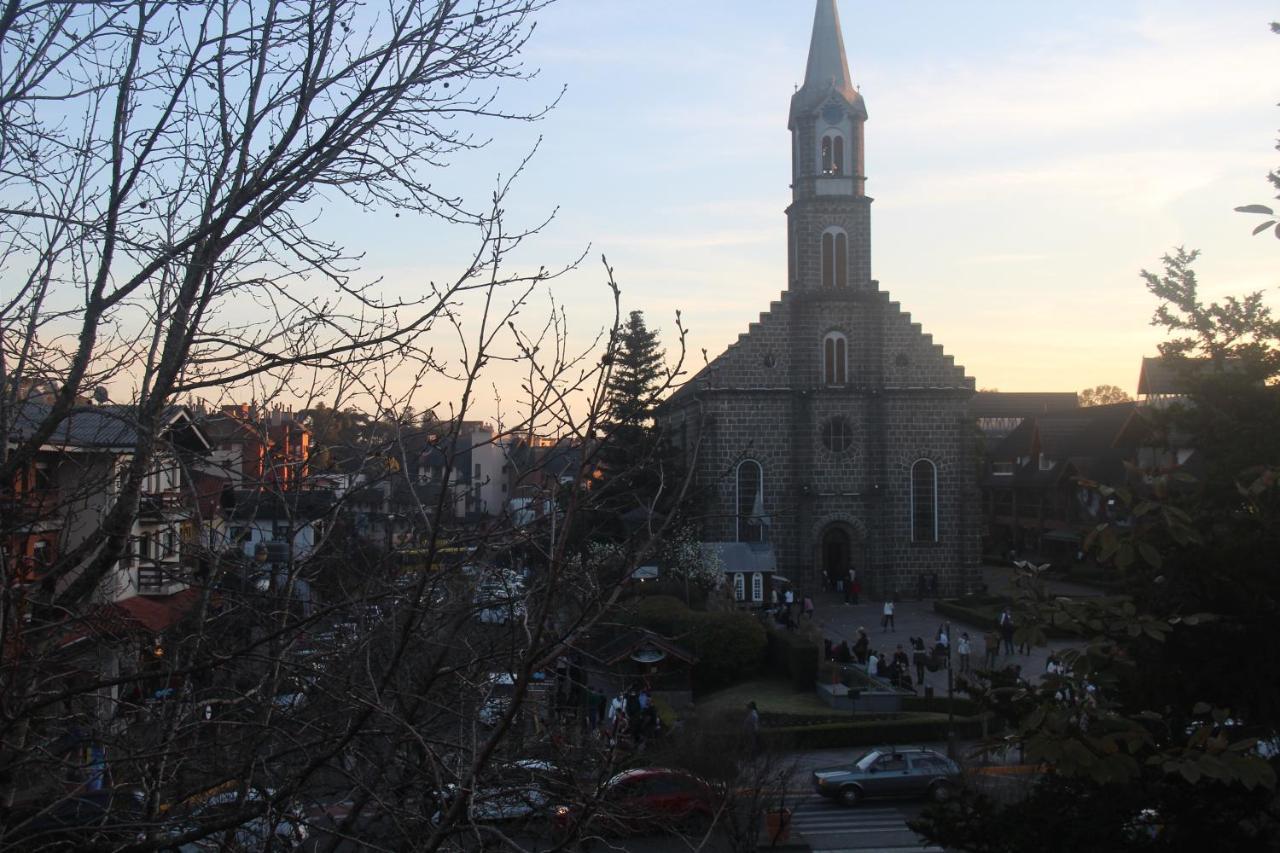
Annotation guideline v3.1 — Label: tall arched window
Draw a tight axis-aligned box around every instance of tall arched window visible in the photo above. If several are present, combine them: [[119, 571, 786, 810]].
[[736, 460, 765, 543], [821, 133, 845, 176], [823, 332, 847, 387], [821, 229, 848, 288], [751, 572, 764, 602], [733, 573, 746, 602], [911, 459, 938, 543]]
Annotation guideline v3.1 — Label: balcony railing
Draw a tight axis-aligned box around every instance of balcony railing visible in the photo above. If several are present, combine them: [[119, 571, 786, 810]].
[[138, 559, 186, 595], [138, 491, 185, 517], [0, 490, 62, 524]]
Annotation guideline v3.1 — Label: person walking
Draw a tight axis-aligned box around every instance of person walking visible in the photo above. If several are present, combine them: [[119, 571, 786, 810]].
[[802, 594, 815, 620], [850, 575, 862, 606], [882, 598, 896, 632], [998, 607, 1016, 656], [911, 637, 928, 686], [983, 629, 999, 669], [958, 632, 971, 674], [845, 568, 857, 604]]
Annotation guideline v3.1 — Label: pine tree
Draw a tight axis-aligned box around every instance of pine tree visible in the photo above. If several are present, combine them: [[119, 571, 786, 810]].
[[597, 310, 671, 518]]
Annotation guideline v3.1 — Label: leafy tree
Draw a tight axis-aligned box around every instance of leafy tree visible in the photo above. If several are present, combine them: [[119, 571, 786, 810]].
[[1079, 384, 1133, 407], [914, 251, 1280, 851]]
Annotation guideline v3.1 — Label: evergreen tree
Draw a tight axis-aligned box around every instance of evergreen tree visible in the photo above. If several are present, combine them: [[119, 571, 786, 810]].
[[596, 310, 674, 521]]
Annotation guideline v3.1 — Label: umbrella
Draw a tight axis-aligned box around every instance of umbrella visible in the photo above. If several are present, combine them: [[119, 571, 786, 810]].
[[771, 574, 792, 584]]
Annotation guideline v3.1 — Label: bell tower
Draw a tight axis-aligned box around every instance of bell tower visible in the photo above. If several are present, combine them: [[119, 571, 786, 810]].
[[786, 0, 871, 292]]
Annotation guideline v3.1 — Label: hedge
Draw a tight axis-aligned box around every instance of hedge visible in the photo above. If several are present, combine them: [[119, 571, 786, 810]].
[[765, 627, 820, 692], [620, 595, 767, 691], [762, 712, 990, 750]]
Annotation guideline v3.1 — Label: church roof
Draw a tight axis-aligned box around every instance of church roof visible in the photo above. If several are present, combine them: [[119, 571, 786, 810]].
[[790, 0, 867, 126]]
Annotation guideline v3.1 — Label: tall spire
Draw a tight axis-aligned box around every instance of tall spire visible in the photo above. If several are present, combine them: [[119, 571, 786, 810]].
[[802, 0, 856, 103], [790, 0, 866, 128]]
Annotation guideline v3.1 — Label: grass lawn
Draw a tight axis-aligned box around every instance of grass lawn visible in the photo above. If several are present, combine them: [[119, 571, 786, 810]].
[[696, 678, 835, 719]]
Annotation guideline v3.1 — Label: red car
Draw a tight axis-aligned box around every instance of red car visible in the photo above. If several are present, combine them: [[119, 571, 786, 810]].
[[554, 768, 714, 837]]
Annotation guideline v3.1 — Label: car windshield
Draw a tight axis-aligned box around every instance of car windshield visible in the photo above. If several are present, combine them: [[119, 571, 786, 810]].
[[854, 750, 883, 770]]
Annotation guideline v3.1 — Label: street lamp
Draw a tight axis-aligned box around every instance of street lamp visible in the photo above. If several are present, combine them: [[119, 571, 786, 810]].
[[945, 619, 957, 760]]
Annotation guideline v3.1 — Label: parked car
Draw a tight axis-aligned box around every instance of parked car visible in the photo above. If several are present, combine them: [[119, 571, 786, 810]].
[[812, 747, 961, 806], [553, 768, 713, 837], [431, 759, 569, 826], [166, 786, 308, 851]]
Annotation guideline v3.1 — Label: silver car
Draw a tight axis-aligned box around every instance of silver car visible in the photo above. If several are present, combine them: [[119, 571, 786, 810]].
[[812, 747, 961, 806]]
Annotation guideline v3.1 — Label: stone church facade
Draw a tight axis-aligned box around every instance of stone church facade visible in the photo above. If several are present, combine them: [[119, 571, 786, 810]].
[[661, 0, 979, 599]]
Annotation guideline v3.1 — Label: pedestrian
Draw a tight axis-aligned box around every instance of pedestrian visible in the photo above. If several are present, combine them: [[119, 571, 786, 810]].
[[853, 628, 869, 664], [911, 637, 928, 686], [998, 607, 1016, 655], [928, 571, 939, 598], [851, 576, 861, 605], [882, 598, 895, 632], [802, 595, 815, 620], [847, 568, 857, 604], [958, 632, 971, 673], [823, 637, 834, 660], [837, 640, 853, 664], [893, 644, 909, 674], [770, 587, 779, 611], [743, 701, 761, 755], [866, 650, 879, 676], [983, 629, 999, 669]]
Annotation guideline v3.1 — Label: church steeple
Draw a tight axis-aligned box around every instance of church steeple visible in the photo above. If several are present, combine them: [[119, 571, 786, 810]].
[[785, 0, 871, 292], [790, 0, 867, 130]]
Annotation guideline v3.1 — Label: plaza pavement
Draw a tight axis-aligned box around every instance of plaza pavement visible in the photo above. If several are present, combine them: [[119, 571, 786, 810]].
[[805, 564, 1097, 700]]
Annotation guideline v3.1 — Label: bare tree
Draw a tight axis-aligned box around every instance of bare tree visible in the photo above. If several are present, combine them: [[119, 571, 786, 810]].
[[0, 1, 708, 850]]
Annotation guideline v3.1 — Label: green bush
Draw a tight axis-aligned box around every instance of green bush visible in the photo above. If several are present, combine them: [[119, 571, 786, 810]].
[[621, 595, 766, 692], [762, 713, 989, 750], [765, 627, 820, 691]]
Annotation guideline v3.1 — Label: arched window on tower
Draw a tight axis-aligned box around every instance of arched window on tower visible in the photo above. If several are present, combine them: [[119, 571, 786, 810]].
[[736, 460, 765, 543], [821, 133, 845, 176], [823, 332, 847, 387], [821, 229, 848, 288], [911, 459, 938, 543]]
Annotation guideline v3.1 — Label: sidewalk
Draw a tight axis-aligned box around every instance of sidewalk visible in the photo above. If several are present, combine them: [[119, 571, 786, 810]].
[[806, 565, 1088, 699]]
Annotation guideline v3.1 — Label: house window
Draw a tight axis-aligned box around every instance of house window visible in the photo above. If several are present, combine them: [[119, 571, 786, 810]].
[[751, 572, 764, 602], [823, 333, 848, 386], [733, 573, 746, 602], [821, 230, 848, 288], [821, 134, 845, 176], [911, 459, 938, 543], [735, 460, 764, 543], [822, 417, 853, 453]]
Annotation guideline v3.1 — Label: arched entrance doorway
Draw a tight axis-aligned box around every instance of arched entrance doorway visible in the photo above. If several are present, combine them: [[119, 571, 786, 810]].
[[821, 526, 853, 590]]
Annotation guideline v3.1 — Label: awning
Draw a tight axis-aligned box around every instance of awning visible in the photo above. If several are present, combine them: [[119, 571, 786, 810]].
[[700, 542, 777, 574], [97, 588, 201, 635]]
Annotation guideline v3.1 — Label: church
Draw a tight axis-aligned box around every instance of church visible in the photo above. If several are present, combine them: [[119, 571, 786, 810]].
[[661, 0, 979, 601]]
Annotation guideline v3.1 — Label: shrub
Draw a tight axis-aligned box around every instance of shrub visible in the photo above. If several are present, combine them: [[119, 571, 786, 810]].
[[762, 713, 989, 750], [621, 595, 766, 692], [766, 627, 820, 691]]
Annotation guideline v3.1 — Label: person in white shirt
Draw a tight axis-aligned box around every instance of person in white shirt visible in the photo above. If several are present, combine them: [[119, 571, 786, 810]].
[[957, 632, 971, 673], [882, 599, 895, 632]]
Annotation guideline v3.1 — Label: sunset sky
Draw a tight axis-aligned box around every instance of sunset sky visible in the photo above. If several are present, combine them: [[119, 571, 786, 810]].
[[314, 0, 1279, 420]]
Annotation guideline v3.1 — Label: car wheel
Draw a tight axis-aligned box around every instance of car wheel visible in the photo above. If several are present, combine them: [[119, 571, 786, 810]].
[[929, 782, 955, 803], [838, 785, 862, 807]]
